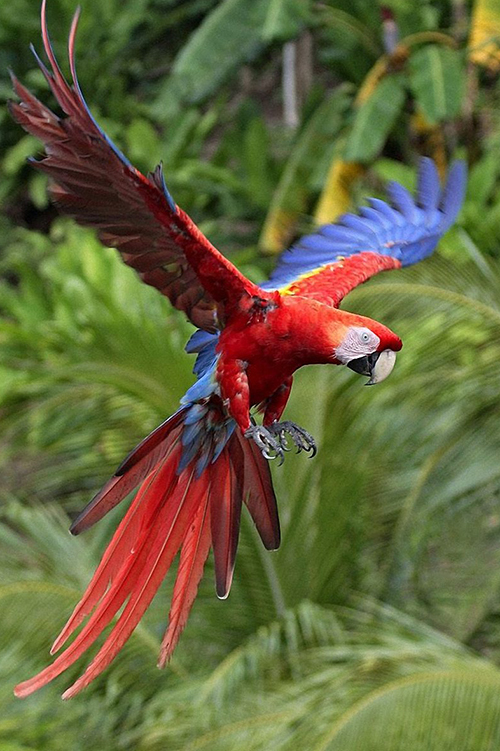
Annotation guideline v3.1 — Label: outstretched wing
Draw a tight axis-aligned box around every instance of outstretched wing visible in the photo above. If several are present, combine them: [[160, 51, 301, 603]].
[[9, 0, 260, 332], [262, 158, 467, 308]]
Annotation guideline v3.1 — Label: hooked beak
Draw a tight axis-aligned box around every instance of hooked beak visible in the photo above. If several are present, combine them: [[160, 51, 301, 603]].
[[346, 349, 396, 385]]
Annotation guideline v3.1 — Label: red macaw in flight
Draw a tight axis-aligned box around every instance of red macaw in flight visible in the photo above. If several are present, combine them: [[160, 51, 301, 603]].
[[10, 1, 467, 699]]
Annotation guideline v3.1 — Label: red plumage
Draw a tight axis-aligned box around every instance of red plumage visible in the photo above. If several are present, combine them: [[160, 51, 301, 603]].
[[279, 252, 401, 307], [10, 1, 465, 698], [14, 384, 280, 697], [158, 493, 212, 668]]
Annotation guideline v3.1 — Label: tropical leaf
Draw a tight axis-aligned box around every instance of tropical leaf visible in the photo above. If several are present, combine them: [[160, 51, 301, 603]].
[[313, 160, 364, 225], [409, 110, 447, 177], [408, 45, 465, 124], [317, 670, 500, 751], [155, 0, 313, 107], [355, 55, 394, 105], [241, 116, 275, 209], [261, 0, 313, 41], [259, 87, 352, 253], [318, 6, 381, 57], [136, 599, 489, 750], [343, 75, 406, 162], [0, 223, 194, 509]]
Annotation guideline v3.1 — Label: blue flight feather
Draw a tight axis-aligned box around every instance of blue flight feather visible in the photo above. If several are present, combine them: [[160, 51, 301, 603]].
[[183, 403, 208, 426], [386, 182, 418, 222], [148, 162, 177, 213], [185, 330, 219, 378], [439, 161, 468, 231], [212, 422, 236, 463], [262, 157, 467, 291], [177, 428, 204, 473], [185, 329, 218, 354], [181, 363, 218, 405], [320, 225, 369, 243], [182, 420, 205, 447], [416, 158, 440, 210], [195, 442, 215, 477]]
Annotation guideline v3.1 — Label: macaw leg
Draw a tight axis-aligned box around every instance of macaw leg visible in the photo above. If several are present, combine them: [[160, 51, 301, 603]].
[[217, 358, 285, 462], [267, 422, 317, 457], [262, 377, 293, 426], [262, 378, 317, 457]]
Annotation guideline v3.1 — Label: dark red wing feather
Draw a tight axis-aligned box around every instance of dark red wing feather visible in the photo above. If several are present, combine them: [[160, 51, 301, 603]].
[[9, 0, 260, 330]]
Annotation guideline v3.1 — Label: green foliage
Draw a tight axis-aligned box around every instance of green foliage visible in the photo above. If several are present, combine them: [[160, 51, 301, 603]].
[[260, 86, 353, 251], [319, 671, 500, 751], [0, 223, 193, 510], [344, 75, 406, 162], [261, 0, 313, 41], [408, 45, 465, 124], [160, 0, 270, 105], [156, 0, 313, 107]]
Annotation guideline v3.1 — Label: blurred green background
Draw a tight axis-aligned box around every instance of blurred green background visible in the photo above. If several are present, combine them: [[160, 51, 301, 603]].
[[2, 0, 500, 748]]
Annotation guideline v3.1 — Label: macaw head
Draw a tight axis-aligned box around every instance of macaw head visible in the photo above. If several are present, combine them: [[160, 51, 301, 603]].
[[332, 312, 402, 385]]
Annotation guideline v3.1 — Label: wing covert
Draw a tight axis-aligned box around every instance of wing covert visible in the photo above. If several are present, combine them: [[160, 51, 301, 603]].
[[262, 158, 467, 308]]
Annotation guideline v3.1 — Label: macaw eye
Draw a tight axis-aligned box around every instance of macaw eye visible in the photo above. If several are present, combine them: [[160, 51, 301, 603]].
[[361, 332, 370, 343]]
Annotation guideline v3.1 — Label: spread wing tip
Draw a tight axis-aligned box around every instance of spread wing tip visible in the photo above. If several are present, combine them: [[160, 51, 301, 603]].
[[416, 156, 440, 211], [440, 159, 467, 230], [262, 157, 467, 304], [148, 163, 177, 213]]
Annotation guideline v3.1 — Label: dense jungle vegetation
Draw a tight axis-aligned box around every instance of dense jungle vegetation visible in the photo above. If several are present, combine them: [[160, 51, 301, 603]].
[[1, 0, 500, 748]]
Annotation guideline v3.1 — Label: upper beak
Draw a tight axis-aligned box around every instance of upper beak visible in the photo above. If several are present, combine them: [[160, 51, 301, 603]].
[[346, 349, 396, 385]]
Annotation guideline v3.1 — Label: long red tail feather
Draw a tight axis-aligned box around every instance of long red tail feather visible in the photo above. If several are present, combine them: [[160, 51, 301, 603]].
[[70, 411, 186, 534], [237, 433, 280, 550], [210, 448, 243, 599], [14, 409, 280, 699], [61, 467, 203, 699], [51, 452, 178, 654], [158, 489, 212, 668], [15, 454, 184, 698]]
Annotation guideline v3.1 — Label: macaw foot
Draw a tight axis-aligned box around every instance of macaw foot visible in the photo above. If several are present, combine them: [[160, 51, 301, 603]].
[[244, 425, 285, 464], [267, 421, 317, 457], [244, 421, 317, 463]]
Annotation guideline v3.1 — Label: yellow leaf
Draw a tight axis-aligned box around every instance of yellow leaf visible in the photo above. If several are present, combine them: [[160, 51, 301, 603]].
[[469, 0, 500, 71], [314, 160, 364, 226], [355, 56, 391, 105], [260, 207, 303, 254]]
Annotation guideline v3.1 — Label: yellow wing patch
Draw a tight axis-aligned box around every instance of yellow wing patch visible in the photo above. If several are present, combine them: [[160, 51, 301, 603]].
[[279, 260, 345, 297]]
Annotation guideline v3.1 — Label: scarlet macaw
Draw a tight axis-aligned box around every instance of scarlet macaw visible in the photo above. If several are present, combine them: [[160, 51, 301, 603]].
[[10, 2, 467, 699]]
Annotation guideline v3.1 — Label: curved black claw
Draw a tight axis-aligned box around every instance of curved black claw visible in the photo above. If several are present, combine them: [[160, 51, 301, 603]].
[[244, 425, 285, 465], [267, 421, 317, 457]]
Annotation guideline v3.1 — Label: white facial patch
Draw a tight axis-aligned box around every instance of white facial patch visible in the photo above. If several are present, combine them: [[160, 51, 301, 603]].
[[335, 327, 380, 364]]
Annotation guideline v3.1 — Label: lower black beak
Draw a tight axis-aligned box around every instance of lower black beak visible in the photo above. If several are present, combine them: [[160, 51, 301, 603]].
[[346, 352, 380, 378]]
